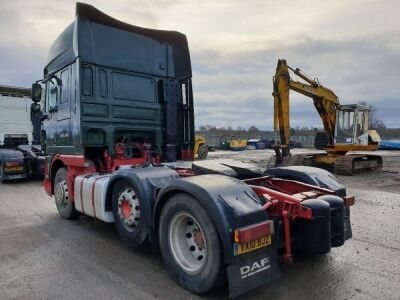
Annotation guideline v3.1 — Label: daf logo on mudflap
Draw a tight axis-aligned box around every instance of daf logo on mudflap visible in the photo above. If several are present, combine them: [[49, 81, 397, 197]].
[[240, 257, 271, 279]]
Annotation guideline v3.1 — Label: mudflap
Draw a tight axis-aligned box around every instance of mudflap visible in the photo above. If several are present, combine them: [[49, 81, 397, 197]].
[[227, 249, 281, 298], [344, 208, 353, 240]]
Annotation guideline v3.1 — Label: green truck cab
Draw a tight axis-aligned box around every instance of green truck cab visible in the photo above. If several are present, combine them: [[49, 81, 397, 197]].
[[32, 3, 194, 164]]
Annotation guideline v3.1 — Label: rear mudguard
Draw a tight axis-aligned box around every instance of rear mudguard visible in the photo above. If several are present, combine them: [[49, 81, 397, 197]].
[[108, 168, 280, 297], [266, 166, 346, 197], [154, 174, 281, 298], [267, 166, 352, 240], [106, 167, 271, 261], [154, 174, 270, 264]]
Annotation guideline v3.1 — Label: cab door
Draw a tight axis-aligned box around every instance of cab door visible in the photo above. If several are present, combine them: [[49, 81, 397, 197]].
[[56, 67, 72, 146], [43, 79, 58, 152]]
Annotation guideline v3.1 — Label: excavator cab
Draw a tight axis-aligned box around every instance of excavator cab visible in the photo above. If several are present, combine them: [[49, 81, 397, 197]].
[[335, 104, 369, 145]]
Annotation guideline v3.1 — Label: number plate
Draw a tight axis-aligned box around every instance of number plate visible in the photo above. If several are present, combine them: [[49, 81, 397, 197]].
[[5, 166, 24, 172], [234, 235, 272, 256]]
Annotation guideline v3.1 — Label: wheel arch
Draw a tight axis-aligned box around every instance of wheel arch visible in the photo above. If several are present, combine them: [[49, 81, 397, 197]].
[[266, 166, 347, 197], [154, 175, 267, 264], [50, 159, 66, 194], [105, 173, 153, 227], [105, 167, 181, 235], [154, 185, 228, 261]]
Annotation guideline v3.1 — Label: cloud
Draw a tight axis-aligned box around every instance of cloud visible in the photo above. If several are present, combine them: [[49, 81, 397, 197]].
[[0, 0, 399, 129], [192, 31, 400, 129]]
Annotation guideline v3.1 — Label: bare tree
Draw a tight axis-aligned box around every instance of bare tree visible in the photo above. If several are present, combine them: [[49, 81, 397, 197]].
[[248, 126, 259, 133]]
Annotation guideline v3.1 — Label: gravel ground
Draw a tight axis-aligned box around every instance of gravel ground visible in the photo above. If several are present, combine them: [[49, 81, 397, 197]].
[[0, 149, 399, 299]]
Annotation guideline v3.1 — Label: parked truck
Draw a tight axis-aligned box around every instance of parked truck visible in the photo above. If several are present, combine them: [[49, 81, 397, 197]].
[[0, 85, 45, 182], [31, 3, 354, 297]]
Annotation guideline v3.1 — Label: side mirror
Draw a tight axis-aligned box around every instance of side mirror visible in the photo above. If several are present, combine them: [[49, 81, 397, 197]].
[[31, 83, 42, 103]]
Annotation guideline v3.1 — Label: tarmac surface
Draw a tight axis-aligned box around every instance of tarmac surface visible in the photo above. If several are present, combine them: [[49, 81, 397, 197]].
[[0, 149, 399, 299]]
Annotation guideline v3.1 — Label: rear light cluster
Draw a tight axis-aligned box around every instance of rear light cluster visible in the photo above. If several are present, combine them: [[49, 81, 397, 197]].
[[4, 161, 22, 167], [3, 161, 24, 174], [234, 220, 274, 243], [344, 195, 355, 207]]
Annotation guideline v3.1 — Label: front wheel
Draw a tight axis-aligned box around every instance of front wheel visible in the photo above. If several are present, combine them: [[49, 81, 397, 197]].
[[159, 193, 222, 294], [54, 167, 78, 219]]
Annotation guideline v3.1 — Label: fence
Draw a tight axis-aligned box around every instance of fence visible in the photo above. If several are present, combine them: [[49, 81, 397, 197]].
[[196, 131, 316, 148]]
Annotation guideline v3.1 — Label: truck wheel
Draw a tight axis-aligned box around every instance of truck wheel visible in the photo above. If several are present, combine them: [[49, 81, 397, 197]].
[[112, 180, 148, 247], [159, 193, 222, 294], [54, 167, 78, 219], [197, 144, 208, 160]]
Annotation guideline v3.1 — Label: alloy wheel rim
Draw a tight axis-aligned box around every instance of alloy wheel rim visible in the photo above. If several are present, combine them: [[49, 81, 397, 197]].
[[117, 188, 140, 231], [168, 212, 207, 273]]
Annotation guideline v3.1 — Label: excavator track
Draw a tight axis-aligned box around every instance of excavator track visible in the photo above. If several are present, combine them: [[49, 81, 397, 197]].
[[334, 154, 383, 175]]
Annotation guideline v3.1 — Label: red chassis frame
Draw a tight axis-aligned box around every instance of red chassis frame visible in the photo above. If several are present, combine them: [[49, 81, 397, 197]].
[[44, 147, 354, 265], [44, 142, 193, 200], [245, 176, 354, 264], [44, 143, 153, 199]]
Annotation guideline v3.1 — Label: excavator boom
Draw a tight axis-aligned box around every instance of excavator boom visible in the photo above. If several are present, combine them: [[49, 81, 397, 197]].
[[273, 59, 339, 154], [271, 59, 382, 175]]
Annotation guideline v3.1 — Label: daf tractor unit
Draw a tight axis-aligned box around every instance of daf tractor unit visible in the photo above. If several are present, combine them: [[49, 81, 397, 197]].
[[31, 3, 354, 297], [0, 85, 44, 182]]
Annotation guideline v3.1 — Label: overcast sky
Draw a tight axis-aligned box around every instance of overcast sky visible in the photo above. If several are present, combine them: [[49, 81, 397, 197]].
[[0, 0, 399, 129]]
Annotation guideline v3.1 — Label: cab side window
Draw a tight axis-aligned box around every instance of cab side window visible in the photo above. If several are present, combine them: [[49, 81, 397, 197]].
[[46, 80, 58, 112], [60, 69, 70, 103]]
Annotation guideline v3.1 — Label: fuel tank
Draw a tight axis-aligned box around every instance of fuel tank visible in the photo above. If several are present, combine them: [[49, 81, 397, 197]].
[[74, 173, 114, 222]]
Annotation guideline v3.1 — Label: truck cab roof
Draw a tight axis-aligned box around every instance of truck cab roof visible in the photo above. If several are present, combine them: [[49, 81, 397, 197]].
[[45, 2, 192, 79]]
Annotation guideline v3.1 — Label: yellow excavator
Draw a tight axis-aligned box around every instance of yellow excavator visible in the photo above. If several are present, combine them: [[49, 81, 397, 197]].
[[194, 135, 208, 159], [272, 59, 382, 175]]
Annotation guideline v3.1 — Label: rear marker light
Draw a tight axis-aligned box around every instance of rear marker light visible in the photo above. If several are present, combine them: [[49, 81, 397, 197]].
[[234, 220, 274, 244], [234, 230, 240, 243], [344, 195, 355, 207]]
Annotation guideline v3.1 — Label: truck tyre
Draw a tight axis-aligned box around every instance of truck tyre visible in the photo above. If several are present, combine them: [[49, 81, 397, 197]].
[[112, 180, 148, 247], [197, 144, 208, 160], [54, 167, 78, 219], [159, 193, 222, 294]]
